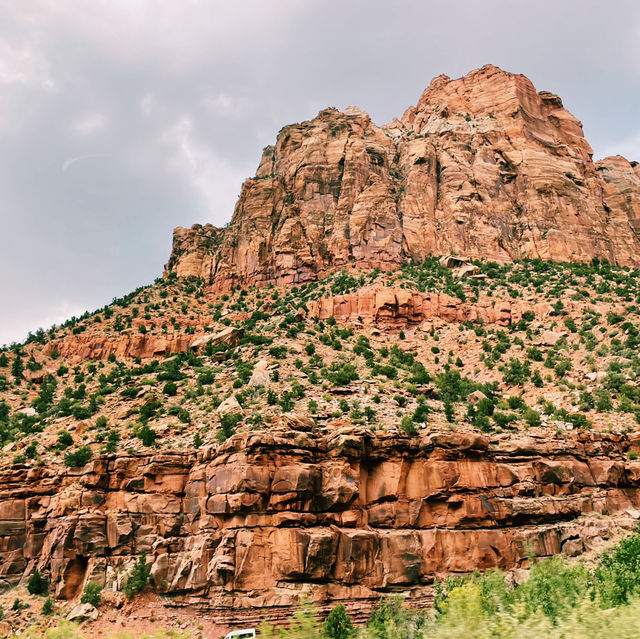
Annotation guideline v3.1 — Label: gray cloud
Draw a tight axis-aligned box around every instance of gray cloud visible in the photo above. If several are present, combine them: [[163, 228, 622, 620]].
[[2, 0, 639, 345]]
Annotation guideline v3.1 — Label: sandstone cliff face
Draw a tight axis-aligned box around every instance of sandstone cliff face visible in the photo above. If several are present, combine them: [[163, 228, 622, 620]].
[[164, 65, 640, 288], [308, 286, 552, 327], [3, 421, 639, 623]]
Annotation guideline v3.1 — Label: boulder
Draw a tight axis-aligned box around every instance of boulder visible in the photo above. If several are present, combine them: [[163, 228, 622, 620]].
[[249, 360, 270, 387], [67, 603, 99, 622], [190, 326, 243, 351], [217, 394, 243, 415]]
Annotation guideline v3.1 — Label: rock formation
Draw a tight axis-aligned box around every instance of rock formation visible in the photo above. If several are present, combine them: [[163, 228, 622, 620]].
[[5, 66, 640, 633], [164, 65, 640, 289], [2, 419, 639, 624], [308, 286, 552, 327]]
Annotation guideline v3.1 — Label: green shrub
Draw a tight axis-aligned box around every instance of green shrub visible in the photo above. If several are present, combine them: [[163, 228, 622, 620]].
[[400, 416, 418, 436], [56, 430, 73, 449], [80, 582, 103, 607], [596, 532, 640, 606], [64, 446, 93, 468], [524, 408, 541, 428], [444, 401, 455, 423], [27, 569, 48, 595], [163, 381, 178, 396], [326, 361, 359, 386], [493, 412, 516, 428], [134, 422, 157, 447], [42, 596, 54, 615], [71, 404, 92, 420], [323, 604, 356, 639], [123, 553, 151, 598], [217, 413, 242, 442], [367, 596, 413, 638]]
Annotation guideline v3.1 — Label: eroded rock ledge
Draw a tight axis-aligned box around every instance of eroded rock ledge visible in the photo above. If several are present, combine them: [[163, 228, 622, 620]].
[[2, 421, 640, 624], [308, 286, 552, 327]]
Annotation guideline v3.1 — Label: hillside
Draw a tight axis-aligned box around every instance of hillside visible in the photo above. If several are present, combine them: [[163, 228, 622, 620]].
[[1, 65, 640, 635]]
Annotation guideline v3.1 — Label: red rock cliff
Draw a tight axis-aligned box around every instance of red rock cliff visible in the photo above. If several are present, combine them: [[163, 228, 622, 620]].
[[3, 421, 639, 624], [164, 65, 640, 288]]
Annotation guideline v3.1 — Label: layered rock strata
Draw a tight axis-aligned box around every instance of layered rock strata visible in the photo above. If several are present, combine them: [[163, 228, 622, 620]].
[[164, 65, 640, 289], [308, 286, 552, 327], [2, 421, 639, 624]]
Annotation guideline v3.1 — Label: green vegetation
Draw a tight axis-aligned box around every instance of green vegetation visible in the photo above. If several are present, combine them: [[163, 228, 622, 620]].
[[3, 255, 640, 469], [42, 597, 54, 615], [27, 569, 48, 596], [323, 604, 356, 639], [123, 553, 151, 598], [80, 582, 103, 607], [63, 446, 93, 468]]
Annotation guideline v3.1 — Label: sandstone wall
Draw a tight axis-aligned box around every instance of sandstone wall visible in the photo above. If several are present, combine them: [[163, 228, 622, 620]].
[[2, 422, 639, 624], [164, 66, 640, 290], [308, 286, 552, 327]]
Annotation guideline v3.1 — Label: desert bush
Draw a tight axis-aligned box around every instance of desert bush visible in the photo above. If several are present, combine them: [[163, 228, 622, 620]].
[[63, 446, 93, 468], [323, 604, 356, 639], [81, 582, 103, 607], [27, 569, 48, 595], [124, 553, 151, 598]]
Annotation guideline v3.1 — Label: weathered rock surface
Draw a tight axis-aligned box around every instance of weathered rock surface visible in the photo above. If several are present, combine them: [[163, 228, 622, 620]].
[[43, 333, 194, 362], [249, 359, 270, 387], [308, 286, 551, 327], [2, 425, 639, 624], [164, 65, 640, 289], [42, 326, 241, 363]]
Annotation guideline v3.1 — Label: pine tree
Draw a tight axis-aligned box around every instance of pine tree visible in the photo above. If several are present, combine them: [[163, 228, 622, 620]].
[[11, 351, 24, 384], [124, 553, 151, 598], [27, 569, 47, 595], [42, 597, 54, 615], [324, 604, 356, 639]]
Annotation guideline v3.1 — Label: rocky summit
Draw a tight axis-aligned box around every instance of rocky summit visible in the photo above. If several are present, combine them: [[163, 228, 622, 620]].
[[165, 65, 640, 289], [2, 66, 640, 636]]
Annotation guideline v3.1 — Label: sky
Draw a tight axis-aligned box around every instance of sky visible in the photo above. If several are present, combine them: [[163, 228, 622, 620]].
[[1, 0, 639, 346]]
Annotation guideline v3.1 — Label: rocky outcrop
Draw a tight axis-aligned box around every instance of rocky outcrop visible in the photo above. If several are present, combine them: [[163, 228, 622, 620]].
[[308, 286, 551, 327], [43, 333, 193, 362], [164, 65, 640, 289], [2, 422, 639, 625], [597, 156, 640, 247], [163, 224, 224, 281], [41, 326, 241, 363]]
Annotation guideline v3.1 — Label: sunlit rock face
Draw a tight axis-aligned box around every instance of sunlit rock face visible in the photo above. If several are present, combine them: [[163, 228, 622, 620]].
[[2, 423, 639, 623], [165, 65, 640, 289]]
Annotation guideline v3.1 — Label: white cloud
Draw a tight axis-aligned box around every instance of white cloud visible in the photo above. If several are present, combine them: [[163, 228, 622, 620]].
[[160, 114, 247, 222], [139, 93, 155, 118], [61, 154, 109, 171], [202, 92, 249, 118], [73, 112, 107, 135], [0, 41, 55, 89]]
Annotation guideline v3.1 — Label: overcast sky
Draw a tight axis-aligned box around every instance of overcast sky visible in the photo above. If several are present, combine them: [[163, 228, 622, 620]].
[[1, 0, 639, 346]]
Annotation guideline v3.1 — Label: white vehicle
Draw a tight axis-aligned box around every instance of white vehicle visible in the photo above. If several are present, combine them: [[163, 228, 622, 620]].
[[223, 630, 256, 639]]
